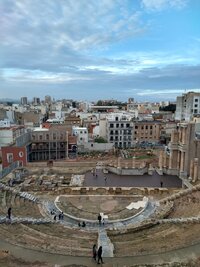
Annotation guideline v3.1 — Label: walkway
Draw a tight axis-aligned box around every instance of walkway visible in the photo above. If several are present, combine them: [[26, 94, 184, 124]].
[[0, 238, 200, 266], [84, 169, 182, 188]]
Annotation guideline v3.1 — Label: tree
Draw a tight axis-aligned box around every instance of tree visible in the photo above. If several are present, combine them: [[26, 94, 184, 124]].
[[94, 137, 107, 143]]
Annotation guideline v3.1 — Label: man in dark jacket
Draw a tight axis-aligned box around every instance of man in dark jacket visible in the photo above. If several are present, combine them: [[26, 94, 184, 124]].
[[7, 207, 12, 220], [97, 246, 104, 264], [98, 214, 102, 225]]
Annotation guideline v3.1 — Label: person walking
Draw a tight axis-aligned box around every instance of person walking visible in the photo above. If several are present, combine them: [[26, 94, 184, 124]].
[[98, 214, 102, 225], [7, 207, 12, 220], [160, 181, 163, 188], [97, 246, 104, 264], [92, 244, 97, 261]]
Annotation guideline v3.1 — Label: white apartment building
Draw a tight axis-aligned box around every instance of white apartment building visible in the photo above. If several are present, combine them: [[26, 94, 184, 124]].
[[175, 91, 200, 122], [72, 127, 88, 145], [0, 126, 26, 148], [106, 113, 134, 148]]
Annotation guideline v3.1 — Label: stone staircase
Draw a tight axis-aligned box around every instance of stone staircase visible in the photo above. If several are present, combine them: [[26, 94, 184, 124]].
[[98, 228, 114, 257], [158, 216, 200, 224], [0, 215, 54, 224], [0, 183, 39, 203]]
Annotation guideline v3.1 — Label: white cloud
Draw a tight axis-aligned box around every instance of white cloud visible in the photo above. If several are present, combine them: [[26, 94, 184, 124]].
[[141, 0, 188, 11], [0, 0, 144, 51]]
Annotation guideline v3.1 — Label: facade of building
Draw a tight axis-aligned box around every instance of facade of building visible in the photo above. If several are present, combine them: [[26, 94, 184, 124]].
[[134, 121, 163, 144], [106, 113, 134, 148], [21, 97, 28, 105], [72, 127, 88, 145], [175, 91, 200, 122], [160, 122, 200, 181], [0, 126, 26, 148], [32, 97, 40, 106], [2, 146, 27, 168], [27, 126, 71, 161]]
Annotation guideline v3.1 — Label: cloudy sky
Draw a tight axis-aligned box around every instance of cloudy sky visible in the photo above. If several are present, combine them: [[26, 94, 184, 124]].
[[0, 0, 200, 102]]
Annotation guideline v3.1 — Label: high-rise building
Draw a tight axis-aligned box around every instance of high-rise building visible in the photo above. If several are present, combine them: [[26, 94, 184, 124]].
[[175, 91, 200, 122], [32, 97, 40, 105], [128, 98, 134, 104], [21, 97, 28, 105], [45, 95, 52, 104]]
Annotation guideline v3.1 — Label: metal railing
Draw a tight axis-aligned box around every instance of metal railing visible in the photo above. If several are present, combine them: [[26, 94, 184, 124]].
[[0, 161, 19, 180]]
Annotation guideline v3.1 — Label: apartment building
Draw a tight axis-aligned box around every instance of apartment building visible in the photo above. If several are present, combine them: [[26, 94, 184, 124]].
[[72, 127, 88, 145], [134, 121, 163, 144], [175, 91, 200, 122], [0, 126, 26, 148], [106, 113, 134, 148], [27, 125, 76, 161]]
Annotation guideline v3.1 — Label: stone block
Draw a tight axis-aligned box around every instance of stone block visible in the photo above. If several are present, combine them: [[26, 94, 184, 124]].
[[115, 187, 122, 194], [80, 188, 87, 194]]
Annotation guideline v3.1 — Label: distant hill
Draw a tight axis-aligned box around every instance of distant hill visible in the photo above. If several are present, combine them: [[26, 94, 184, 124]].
[[0, 98, 20, 104]]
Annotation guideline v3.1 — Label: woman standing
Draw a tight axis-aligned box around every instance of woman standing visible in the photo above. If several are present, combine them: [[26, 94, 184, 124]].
[[92, 244, 97, 261]]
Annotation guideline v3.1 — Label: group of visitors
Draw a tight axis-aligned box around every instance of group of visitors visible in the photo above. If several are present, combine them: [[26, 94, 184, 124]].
[[78, 221, 86, 227], [52, 211, 64, 221], [93, 244, 103, 264]]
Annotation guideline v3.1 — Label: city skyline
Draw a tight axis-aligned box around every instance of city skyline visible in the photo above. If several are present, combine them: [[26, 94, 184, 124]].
[[1, 0, 200, 101]]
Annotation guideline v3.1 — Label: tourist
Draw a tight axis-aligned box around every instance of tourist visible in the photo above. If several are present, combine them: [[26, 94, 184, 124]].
[[92, 244, 97, 261], [82, 221, 86, 227], [58, 213, 61, 220], [97, 246, 104, 264], [98, 214, 102, 225], [7, 207, 12, 220], [104, 176, 107, 183], [53, 215, 57, 221], [61, 211, 64, 220], [78, 222, 81, 227], [160, 181, 163, 188]]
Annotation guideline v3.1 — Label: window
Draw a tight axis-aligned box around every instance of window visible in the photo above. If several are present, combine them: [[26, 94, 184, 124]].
[[116, 123, 119, 128], [121, 123, 124, 127], [195, 104, 198, 107], [135, 126, 138, 129], [110, 123, 114, 128], [39, 135, 43, 140], [135, 131, 137, 134], [7, 153, 13, 163], [194, 109, 198, 113], [126, 123, 130, 127], [146, 126, 148, 129], [150, 126, 153, 129], [46, 134, 49, 140], [141, 126, 144, 130], [91, 144, 93, 147], [195, 99, 198, 102]]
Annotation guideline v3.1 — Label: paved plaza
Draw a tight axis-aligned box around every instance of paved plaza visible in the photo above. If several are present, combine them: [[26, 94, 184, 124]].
[[84, 169, 182, 188]]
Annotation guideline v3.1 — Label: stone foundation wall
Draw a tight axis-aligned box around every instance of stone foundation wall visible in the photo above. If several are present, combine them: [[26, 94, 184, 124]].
[[107, 166, 148, 175]]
